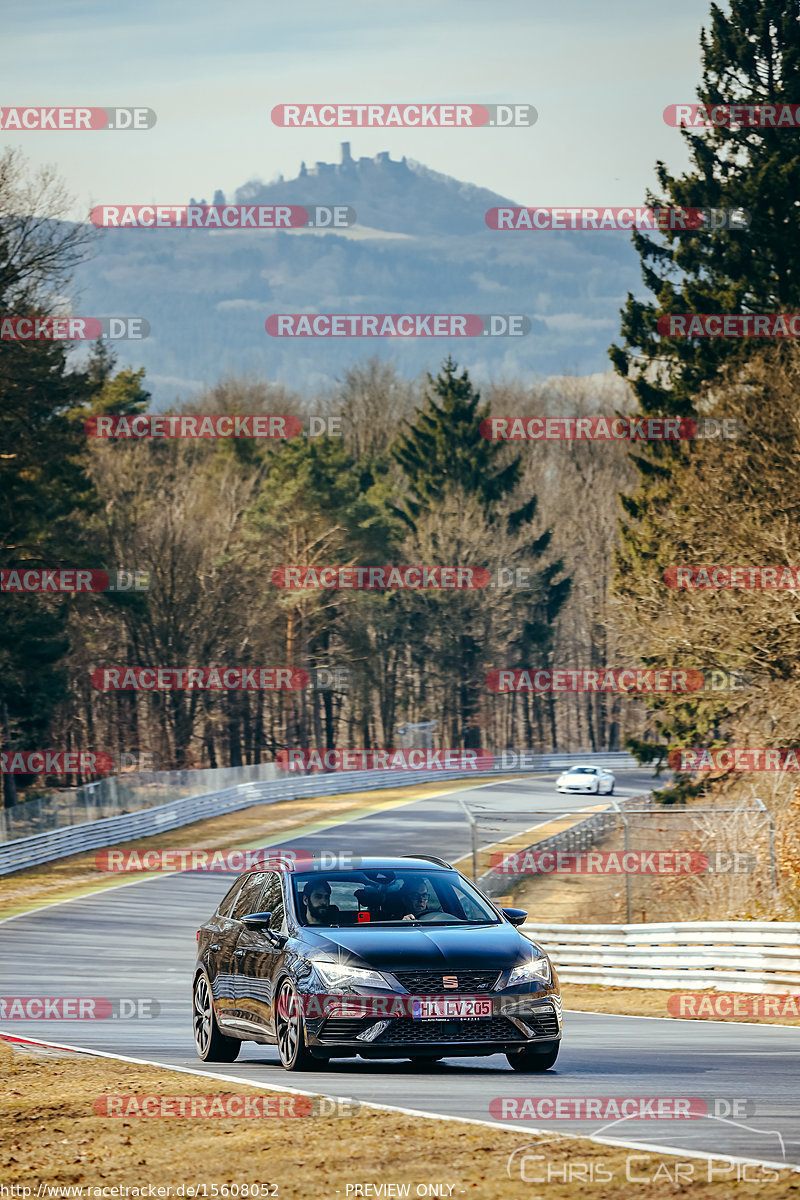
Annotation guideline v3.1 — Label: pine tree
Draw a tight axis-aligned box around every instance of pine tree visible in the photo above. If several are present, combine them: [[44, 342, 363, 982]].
[[393, 356, 528, 525], [392, 358, 569, 748], [610, 0, 800, 792]]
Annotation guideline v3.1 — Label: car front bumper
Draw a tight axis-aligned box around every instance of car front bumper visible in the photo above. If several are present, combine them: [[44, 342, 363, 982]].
[[303, 987, 562, 1059]]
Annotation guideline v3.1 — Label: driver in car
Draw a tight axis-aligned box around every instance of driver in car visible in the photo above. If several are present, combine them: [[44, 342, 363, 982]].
[[301, 880, 341, 925], [400, 881, 430, 921]]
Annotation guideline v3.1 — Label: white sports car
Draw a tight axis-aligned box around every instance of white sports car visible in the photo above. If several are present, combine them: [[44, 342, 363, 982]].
[[556, 765, 615, 795]]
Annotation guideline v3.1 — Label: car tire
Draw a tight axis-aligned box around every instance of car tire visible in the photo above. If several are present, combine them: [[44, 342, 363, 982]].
[[608, 783, 615, 795], [506, 1042, 559, 1072], [193, 971, 241, 1062], [275, 978, 317, 1071]]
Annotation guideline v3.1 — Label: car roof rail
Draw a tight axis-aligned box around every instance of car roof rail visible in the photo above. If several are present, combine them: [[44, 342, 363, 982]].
[[401, 854, 452, 868]]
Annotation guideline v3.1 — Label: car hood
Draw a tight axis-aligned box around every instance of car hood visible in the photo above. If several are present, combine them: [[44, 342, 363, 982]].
[[301, 922, 537, 971]]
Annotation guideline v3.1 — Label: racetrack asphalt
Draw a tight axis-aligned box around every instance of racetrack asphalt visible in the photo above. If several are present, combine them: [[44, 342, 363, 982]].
[[2, 770, 798, 1168]]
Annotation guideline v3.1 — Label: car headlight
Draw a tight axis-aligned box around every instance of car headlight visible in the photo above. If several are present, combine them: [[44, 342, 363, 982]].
[[313, 961, 392, 990], [508, 956, 551, 985]]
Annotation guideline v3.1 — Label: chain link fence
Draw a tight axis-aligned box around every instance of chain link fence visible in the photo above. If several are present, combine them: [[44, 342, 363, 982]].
[[457, 795, 778, 923], [0, 762, 282, 843]]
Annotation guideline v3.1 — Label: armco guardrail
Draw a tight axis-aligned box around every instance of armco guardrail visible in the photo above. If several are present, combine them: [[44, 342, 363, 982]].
[[522, 921, 800, 994], [0, 752, 640, 876]]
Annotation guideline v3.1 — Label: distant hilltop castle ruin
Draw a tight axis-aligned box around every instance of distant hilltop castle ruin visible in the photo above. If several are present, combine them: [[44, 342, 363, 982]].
[[298, 142, 407, 178]]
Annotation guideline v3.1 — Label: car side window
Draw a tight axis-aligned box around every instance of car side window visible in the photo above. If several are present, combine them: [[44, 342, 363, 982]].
[[231, 872, 269, 920], [217, 877, 245, 918], [261, 872, 285, 931]]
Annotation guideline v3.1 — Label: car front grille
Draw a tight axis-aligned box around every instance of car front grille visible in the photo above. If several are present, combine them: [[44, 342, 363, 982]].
[[512, 1009, 560, 1038], [391, 970, 500, 993], [318, 1017, 372, 1041], [376, 1017, 525, 1044]]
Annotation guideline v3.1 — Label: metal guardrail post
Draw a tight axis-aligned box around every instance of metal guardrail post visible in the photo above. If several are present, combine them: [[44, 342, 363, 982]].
[[456, 796, 479, 881], [753, 797, 778, 900], [608, 797, 632, 924]]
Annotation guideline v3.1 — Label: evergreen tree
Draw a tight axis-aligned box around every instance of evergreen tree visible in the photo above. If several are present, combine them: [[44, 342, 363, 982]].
[[393, 356, 530, 525], [609, 0, 800, 792], [0, 150, 104, 804], [392, 359, 569, 747], [0, 290, 97, 805]]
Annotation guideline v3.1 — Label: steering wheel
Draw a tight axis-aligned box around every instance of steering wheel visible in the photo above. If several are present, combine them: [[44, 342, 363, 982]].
[[412, 911, 457, 923]]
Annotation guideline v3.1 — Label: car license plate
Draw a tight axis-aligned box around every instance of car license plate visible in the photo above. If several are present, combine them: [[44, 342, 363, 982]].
[[411, 998, 492, 1020]]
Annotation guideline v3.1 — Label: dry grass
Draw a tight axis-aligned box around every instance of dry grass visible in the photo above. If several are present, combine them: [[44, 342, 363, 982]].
[[561, 983, 800, 1025], [1, 1039, 797, 1199]]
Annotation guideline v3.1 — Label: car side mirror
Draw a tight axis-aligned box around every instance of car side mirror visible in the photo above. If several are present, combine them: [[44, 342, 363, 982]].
[[502, 908, 527, 926], [242, 911, 272, 930]]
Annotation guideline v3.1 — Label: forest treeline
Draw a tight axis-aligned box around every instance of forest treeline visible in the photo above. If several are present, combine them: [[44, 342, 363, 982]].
[[2, 1, 800, 921], [1, 145, 649, 797]]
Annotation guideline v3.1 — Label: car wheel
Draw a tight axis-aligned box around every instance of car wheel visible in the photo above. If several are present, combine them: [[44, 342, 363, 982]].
[[193, 971, 241, 1062], [608, 783, 615, 795], [275, 978, 316, 1071], [506, 1042, 559, 1072]]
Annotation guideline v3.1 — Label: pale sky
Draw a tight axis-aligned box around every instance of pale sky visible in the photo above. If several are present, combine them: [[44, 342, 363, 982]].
[[1, 0, 712, 213]]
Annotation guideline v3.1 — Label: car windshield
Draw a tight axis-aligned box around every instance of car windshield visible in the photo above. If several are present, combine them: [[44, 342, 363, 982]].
[[291, 868, 501, 928], [569, 767, 597, 774]]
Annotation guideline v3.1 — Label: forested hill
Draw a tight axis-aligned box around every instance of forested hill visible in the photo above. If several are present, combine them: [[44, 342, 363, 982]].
[[232, 142, 515, 236], [73, 145, 642, 402]]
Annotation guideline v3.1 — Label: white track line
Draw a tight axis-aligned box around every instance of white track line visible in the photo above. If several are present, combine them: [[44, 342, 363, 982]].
[[1, 1031, 798, 1174]]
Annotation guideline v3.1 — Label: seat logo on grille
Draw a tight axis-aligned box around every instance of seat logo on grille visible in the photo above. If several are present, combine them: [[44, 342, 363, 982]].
[[443, 976, 458, 988]]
